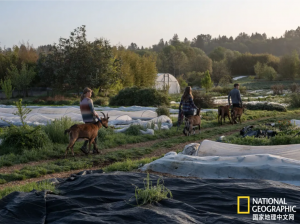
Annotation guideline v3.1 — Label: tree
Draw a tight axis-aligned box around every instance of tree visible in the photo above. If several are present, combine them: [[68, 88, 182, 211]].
[[278, 51, 299, 80], [212, 61, 230, 83], [7, 62, 35, 97], [201, 70, 213, 93], [0, 78, 14, 99], [209, 46, 226, 62], [177, 76, 188, 92], [37, 25, 121, 93]]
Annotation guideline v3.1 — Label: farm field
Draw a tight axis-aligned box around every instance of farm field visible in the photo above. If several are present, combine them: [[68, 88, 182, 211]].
[[0, 106, 299, 197]]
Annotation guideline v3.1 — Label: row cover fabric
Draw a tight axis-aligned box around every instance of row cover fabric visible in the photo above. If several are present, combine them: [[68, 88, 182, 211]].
[[141, 140, 300, 185], [1, 171, 300, 223], [0, 106, 157, 127]]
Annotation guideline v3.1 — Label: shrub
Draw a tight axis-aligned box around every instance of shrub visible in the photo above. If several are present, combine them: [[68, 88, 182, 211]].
[[245, 103, 287, 112], [125, 125, 144, 136], [98, 127, 114, 139], [156, 105, 170, 117], [271, 84, 284, 95], [43, 117, 77, 144], [94, 98, 109, 106], [254, 62, 277, 80], [193, 91, 214, 108], [0, 78, 14, 99], [110, 87, 169, 106], [288, 93, 300, 108], [289, 83, 300, 93], [1, 125, 50, 154], [133, 173, 172, 206]]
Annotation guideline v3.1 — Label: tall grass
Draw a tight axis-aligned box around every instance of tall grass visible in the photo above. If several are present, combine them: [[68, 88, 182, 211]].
[[133, 173, 172, 206], [0, 181, 56, 199], [104, 157, 159, 172], [43, 117, 77, 143]]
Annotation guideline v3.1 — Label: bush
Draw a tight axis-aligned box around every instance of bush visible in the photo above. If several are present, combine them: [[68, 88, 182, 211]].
[[0, 78, 14, 99], [94, 98, 109, 106], [55, 100, 72, 105], [43, 117, 77, 144], [125, 125, 145, 136], [110, 87, 169, 106], [245, 103, 287, 112], [193, 91, 214, 108], [98, 127, 114, 139], [156, 106, 170, 117], [289, 83, 300, 93], [288, 93, 300, 108], [271, 84, 284, 95], [1, 125, 50, 154]]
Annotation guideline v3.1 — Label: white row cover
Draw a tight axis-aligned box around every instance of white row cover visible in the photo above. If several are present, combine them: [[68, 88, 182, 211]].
[[0, 105, 157, 127], [141, 140, 300, 186]]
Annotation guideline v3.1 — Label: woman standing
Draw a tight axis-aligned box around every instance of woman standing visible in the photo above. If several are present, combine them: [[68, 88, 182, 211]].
[[80, 87, 101, 154], [179, 86, 198, 134], [179, 86, 199, 117]]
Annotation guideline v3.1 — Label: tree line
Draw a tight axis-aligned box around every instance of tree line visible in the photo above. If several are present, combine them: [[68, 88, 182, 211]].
[[0, 25, 300, 98]]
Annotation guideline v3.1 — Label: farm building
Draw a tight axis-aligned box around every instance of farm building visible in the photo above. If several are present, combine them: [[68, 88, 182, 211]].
[[155, 73, 180, 94]]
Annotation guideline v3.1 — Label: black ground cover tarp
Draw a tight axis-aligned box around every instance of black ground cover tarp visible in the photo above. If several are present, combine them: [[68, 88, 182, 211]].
[[1, 171, 300, 224]]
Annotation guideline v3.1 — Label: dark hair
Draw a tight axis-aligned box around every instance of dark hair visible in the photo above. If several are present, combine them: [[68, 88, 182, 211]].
[[234, 83, 239, 88]]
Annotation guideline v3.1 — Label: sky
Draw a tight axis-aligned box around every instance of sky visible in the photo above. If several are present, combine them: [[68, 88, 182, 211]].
[[1, 0, 300, 49]]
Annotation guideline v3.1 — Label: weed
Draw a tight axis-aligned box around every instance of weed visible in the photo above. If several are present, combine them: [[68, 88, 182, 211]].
[[133, 173, 172, 206]]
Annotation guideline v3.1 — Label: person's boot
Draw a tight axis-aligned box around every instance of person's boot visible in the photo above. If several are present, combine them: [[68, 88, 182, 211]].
[[80, 140, 89, 155]]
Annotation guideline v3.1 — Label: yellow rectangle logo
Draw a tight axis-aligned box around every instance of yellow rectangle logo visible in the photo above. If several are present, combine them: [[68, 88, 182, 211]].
[[237, 196, 250, 214]]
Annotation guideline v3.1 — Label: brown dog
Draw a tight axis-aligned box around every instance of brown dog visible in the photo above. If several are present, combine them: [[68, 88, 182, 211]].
[[184, 108, 201, 136], [231, 105, 246, 124], [218, 105, 231, 125]]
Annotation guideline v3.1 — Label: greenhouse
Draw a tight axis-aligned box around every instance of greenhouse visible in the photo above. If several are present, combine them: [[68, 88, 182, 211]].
[[155, 73, 180, 94]]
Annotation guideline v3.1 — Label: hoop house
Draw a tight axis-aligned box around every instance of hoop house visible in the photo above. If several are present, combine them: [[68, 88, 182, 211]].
[[155, 73, 180, 94]]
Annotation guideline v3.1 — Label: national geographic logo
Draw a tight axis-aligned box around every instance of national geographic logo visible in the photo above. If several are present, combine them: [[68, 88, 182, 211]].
[[237, 196, 296, 221], [237, 196, 250, 214]]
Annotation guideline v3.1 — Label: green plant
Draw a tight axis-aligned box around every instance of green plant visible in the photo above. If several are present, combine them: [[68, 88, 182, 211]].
[[125, 125, 145, 136], [201, 70, 213, 93], [245, 103, 287, 112], [0, 78, 14, 99], [93, 87, 100, 97], [110, 87, 169, 106], [288, 93, 300, 108], [7, 62, 36, 97], [13, 98, 32, 126], [156, 105, 170, 117], [193, 91, 214, 108], [1, 125, 50, 153], [133, 173, 172, 206], [43, 117, 77, 144], [0, 181, 56, 200]]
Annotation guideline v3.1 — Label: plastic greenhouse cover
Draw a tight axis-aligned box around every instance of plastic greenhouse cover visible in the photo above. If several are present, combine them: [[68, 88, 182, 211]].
[[1, 171, 300, 224]]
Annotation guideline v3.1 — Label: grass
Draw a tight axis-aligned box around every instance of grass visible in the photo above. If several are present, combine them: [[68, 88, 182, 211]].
[[0, 181, 56, 200], [104, 157, 159, 172], [230, 76, 300, 91], [133, 173, 172, 206]]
